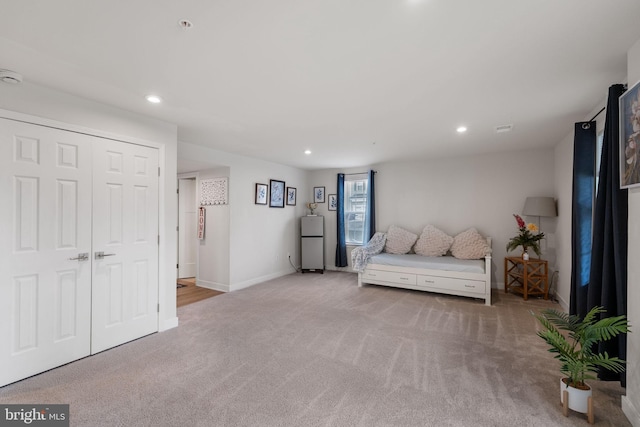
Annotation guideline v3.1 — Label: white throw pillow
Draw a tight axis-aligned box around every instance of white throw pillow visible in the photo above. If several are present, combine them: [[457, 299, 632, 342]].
[[384, 225, 418, 254], [450, 228, 491, 260], [414, 225, 453, 257]]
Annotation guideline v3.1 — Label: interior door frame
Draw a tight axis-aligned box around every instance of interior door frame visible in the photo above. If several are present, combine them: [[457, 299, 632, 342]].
[[177, 172, 199, 282], [0, 108, 174, 333]]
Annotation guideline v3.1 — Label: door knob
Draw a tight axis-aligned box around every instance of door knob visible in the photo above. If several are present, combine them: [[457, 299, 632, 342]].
[[69, 252, 89, 261], [95, 251, 116, 259]]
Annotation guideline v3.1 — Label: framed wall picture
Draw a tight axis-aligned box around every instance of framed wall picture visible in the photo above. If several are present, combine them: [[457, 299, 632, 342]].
[[328, 194, 337, 211], [313, 186, 325, 203], [255, 183, 268, 205], [270, 179, 285, 208], [286, 187, 296, 206], [620, 79, 640, 189]]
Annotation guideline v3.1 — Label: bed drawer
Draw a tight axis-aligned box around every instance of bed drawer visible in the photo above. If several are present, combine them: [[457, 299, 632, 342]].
[[362, 269, 417, 286], [417, 274, 485, 294]]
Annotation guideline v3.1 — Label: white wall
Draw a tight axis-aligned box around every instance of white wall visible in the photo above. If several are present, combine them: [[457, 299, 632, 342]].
[[553, 104, 606, 309], [196, 167, 231, 291], [0, 81, 179, 331], [178, 142, 308, 291], [623, 37, 640, 427], [310, 147, 556, 288]]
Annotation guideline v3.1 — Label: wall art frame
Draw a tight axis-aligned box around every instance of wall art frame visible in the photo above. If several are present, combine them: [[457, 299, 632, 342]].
[[255, 183, 268, 205], [620, 79, 640, 189], [313, 186, 325, 203], [328, 194, 337, 211], [286, 187, 297, 206], [270, 179, 286, 208]]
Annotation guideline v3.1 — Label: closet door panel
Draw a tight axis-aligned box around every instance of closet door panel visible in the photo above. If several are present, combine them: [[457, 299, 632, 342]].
[[0, 119, 92, 387], [91, 139, 159, 354]]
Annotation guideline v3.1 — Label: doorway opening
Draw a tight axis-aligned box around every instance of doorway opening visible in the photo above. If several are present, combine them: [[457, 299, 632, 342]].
[[177, 175, 222, 307]]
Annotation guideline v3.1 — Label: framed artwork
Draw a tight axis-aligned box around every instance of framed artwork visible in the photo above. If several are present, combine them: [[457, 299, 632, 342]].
[[255, 183, 268, 205], [620, 79, 640, 189], [328, 194, 337, 211], [313, 186, 325, 203], [270, 179, 285, 208], [286, 187, 297, 206]]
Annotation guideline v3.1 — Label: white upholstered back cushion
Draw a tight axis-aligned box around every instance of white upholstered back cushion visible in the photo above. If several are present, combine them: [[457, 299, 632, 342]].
[[414, 225, 453, 257], [384, 225, 418, 254], [450, 228, 491, 259]]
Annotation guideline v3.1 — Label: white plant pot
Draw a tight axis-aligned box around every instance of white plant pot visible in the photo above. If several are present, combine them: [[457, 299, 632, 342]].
[[560, 378, 592, 414]]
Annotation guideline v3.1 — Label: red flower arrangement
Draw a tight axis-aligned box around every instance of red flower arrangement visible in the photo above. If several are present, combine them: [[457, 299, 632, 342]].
[[506, 214, 545, 257]]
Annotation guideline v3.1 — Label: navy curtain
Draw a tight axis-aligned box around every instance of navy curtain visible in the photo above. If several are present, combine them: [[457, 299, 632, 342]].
[[587, 84, 628, 385], [362, 170, 376, 242], [570, 122, 596, 317], [335, 173, 348, 267]]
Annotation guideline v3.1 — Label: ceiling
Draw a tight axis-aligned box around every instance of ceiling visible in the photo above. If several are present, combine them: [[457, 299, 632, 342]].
[[2, 1, 640, 170]]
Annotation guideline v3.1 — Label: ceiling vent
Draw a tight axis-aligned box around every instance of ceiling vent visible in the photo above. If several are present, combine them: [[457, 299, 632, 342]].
[[178, 19, 194, 30], [495, 124, 513, 133], [0, 69, 23, 84]]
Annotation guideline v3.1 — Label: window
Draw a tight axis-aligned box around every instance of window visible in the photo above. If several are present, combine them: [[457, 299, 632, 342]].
[[344, 175, 368, 245], [594, 130, 604, 202]]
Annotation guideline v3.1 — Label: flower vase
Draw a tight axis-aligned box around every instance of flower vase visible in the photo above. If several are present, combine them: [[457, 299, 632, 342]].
[[522, 248, 529, 261]]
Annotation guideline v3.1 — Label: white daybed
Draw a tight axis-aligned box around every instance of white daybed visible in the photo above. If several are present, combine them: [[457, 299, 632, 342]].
[[357, 238, 492, 306]]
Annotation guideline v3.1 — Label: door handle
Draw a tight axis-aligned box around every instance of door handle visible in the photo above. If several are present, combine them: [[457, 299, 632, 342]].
[[69, 252, 89, 261], [95, 251, 116, 259]]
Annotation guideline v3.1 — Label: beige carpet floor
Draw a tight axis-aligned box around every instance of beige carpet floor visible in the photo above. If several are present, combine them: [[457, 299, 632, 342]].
[[0, 271, 630, 426]]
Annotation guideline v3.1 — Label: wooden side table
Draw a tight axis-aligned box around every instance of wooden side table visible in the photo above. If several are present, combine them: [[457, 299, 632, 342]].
[[504, 256, 549, 300]]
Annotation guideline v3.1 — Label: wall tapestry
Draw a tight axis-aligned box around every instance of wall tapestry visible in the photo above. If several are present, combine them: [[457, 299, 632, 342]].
[[201, 177, 228, 205]]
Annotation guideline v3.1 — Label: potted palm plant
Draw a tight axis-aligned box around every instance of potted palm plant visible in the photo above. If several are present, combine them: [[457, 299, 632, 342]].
[[533, 306, 629, 421]]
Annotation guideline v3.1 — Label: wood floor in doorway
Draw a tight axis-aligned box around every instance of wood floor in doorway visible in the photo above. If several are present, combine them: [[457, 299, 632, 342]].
[[177, 278, 224, 308]]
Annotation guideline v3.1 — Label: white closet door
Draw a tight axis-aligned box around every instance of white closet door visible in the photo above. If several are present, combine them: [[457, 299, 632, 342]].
[[91, 139, 159, 354], [0, 119, 92, 387]]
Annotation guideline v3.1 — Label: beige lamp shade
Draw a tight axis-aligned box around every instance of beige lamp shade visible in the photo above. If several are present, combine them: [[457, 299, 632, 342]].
[[522, 197, 557, 217]]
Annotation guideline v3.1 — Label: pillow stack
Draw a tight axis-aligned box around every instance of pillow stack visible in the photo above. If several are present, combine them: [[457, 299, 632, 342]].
[[382, 224, 491, 260]]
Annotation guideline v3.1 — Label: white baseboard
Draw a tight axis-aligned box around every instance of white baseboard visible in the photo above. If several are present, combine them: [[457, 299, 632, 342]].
[[623, 396, 640, 427], [197, 278, 229, 293], [160, 316, 178, 331], [324, 266, 353, 273], [555, 293, 569, 311], [229, 269, 293, 292]]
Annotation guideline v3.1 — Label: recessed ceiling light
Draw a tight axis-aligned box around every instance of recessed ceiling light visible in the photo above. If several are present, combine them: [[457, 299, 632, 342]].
[[0, 69, 23, 84], [145, 95, 162, 104], [304, 150, 312, 155], [456, 126, 467, 133]]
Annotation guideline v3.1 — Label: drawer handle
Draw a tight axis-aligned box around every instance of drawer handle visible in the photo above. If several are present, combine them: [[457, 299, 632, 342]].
[[425, 280, 434, 283], [369, 273, 376, 277], [400, 277, 408, 280], [464, 284, 474, 288]]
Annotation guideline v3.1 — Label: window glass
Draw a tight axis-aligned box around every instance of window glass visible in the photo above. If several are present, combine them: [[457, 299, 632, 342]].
[[595, 130, 604, 199], [344, 176, 368, 245]]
